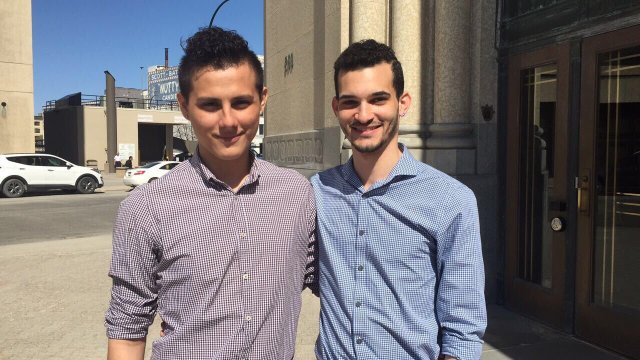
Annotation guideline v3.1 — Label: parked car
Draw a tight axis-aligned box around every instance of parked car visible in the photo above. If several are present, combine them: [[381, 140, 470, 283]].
[[123, 161, 179, 188], [0, 153, 104, 198]]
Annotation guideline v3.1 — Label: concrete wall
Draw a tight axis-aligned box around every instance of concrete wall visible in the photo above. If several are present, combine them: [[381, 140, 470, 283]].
[[83, 106, 184, 169], [44, 105, 183, 169], [263, 0, 347, 176], [0, 0, 35, 154]]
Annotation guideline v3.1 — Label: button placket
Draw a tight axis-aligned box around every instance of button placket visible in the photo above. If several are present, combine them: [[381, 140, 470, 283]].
[[353, 195, 369, 352]]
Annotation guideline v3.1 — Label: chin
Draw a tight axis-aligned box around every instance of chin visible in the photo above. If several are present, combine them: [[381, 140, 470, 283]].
[[202, 142, 250, 162]]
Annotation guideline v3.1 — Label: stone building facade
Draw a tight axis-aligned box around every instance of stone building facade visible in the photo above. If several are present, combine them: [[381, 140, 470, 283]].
[[264, 1, 640, 358], [0, 0, 35, 154]]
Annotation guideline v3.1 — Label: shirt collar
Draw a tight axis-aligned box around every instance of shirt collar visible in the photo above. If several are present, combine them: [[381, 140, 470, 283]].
[[341, 143, 419, 191], [190, 147, 262, 188]]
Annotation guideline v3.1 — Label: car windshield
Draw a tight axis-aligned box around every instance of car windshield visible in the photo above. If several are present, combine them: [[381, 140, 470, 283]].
[[140, 161, 161, 169]]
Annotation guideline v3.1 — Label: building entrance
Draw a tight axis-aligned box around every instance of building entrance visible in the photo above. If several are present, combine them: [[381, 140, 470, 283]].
[[576, 25, 640, 358], [506, 26, 640, 359], [505, 43, 571, 330]]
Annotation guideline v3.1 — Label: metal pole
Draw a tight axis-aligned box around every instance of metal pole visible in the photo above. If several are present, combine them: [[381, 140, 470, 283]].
[[209, 0, 232, 28]]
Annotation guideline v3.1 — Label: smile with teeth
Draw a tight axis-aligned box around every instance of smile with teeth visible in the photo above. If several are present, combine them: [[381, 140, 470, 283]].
[[350, 122, 382, 134]]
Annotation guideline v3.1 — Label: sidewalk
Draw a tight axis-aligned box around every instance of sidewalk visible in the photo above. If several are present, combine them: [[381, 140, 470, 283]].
[[98, 171, 131, 193], [0, 234, 627, 359]]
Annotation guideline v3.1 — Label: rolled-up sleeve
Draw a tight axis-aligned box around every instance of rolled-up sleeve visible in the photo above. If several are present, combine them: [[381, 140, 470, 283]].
[[436, 185, 487, 360], [105, 193, 160, 339]]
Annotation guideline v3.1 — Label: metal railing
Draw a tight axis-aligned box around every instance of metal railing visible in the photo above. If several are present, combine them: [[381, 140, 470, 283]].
[[43, 94, 179, 112]]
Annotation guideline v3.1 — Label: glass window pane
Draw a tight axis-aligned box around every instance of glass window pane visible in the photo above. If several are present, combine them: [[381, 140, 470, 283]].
[[593, 46, 640, 312], [518, 64, 557, 288]]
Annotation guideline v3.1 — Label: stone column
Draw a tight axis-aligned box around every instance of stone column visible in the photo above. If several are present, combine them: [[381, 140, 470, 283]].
[[350, 0, 387, 43], [430, 0, 474, 150], [391, 0, 427, 154]]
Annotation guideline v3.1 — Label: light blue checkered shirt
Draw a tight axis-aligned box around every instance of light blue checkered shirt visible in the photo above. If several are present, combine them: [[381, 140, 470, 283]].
[[311, 144, 486, 360]]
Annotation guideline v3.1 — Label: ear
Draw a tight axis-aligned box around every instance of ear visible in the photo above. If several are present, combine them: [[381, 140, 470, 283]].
[[260, 86, 269, 113], [331, 97, 339, 117], [398, 91, 411, 117], [177, 93, 190, 120]]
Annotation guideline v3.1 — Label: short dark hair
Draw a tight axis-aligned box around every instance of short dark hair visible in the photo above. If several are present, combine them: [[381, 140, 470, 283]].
[[178, 27, 264, 101], [333, 39, 404, 98]]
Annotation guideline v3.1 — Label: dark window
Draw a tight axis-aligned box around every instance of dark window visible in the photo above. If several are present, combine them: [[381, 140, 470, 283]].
[[7, 156, 37, 166], [39, 156, 66, 167]]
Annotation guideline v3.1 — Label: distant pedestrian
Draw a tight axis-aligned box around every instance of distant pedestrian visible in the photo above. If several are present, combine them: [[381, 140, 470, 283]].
[[113, 153, 121, 167], [124, 156, 133, 169]]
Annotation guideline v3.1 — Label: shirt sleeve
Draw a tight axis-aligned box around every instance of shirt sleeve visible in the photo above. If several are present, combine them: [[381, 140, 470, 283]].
[[105, 192, 160, 339], [436, 185, 487, 360], [302, 182, 319, 295]]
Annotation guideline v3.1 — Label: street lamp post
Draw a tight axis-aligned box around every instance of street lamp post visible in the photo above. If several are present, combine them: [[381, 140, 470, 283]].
[[209, 0, 232, 28]]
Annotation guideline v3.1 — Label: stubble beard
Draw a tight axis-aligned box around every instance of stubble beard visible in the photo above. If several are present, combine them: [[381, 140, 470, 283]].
[[350, 115, 399, 154]]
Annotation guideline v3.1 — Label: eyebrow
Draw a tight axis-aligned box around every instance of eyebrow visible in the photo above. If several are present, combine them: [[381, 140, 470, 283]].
[[195, 95, 255, 103], [337, 91, 391, 101]]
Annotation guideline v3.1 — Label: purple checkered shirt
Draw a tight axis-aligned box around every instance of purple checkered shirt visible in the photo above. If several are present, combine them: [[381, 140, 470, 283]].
[[105, 151, 316, 359]]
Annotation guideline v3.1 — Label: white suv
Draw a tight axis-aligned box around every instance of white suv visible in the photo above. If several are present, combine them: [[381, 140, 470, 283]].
[[0, 153, 104, 198]]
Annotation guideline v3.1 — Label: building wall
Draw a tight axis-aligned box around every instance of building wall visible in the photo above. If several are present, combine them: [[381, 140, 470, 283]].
[[83, 106, 184, 169], [264, 0, 347, 176], [264, 0, 500, 302], [0, 0, 35, 153]]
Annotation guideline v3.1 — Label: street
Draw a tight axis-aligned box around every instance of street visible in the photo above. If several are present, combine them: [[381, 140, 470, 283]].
[[0, 188, 320, 359], [0, 191, 126, 246]]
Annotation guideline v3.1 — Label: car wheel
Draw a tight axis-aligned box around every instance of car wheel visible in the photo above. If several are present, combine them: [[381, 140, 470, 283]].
[[148, 177, 158, 183], [76, 176, 97, 194], [2, 178, 26, 198]]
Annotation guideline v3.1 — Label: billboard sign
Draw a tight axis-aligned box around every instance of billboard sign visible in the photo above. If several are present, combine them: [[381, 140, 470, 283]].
[[148, 67, 179, 102]]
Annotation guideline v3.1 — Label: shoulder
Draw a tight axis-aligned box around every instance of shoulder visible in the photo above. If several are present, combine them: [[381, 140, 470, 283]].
[[256, 159, 312, 192], [310, 164, 344, 188]]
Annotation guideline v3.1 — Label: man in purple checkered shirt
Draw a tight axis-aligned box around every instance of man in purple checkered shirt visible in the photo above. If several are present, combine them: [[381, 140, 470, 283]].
[[105, 27, 316, 359]]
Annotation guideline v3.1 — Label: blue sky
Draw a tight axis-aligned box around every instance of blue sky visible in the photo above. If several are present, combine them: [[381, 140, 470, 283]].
[[32, 0, 264, 113]]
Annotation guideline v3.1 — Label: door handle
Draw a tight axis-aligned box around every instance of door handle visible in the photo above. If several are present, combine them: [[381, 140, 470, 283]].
[[48, 169, 54, 171], [576, 171, 590, 213]]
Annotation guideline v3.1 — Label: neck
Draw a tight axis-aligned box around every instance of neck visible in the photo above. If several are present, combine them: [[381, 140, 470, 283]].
[[352, 140, 402, 191], [199, 148, 252, 192]]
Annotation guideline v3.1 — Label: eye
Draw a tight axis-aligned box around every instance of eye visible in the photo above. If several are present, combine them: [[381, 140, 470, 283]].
[[338, 99, 359, 109], [232, 99, 252, 109], [198, 101, 221, 111], [370, 97, 387, 105]]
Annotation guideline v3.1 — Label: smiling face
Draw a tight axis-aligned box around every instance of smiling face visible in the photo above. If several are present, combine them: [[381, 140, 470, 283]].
[[177, 62, 267, 168], [333, 62, 410, 156]]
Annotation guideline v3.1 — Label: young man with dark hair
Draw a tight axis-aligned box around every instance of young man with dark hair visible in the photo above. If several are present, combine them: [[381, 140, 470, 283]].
[[105, 27, 316, 360], [312, 39, 487, 360]]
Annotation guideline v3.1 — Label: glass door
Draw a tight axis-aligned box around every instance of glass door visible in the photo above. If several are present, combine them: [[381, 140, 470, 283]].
[[505, 43, 570, 329], [577, 25, 640, 359]]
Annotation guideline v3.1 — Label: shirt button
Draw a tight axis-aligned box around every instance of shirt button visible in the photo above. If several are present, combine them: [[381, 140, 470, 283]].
[[245, 315, 252, 321], [356, 338, 363, 344], [359, 229, 365, 236], [357, 265, 364, 271], [239, 232, 247, 238], [242, 273, 249, 280], [355, 301, 362, 307]]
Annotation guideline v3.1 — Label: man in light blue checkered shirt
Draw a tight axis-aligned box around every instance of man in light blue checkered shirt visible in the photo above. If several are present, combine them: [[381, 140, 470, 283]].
[[311, 40, 487, 360]]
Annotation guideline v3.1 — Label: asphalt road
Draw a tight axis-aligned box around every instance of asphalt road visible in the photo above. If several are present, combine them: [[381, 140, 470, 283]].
[[0, 191, 127, 245]]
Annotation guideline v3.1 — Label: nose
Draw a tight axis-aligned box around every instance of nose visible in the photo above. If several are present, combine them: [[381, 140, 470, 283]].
[[218, 105, 238, 128], [354, 102, 373, 123]]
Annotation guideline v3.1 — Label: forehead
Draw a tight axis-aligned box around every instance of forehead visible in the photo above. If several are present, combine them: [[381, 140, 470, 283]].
[[190, 62, 258, 91], [336, 62, 395, 96]]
